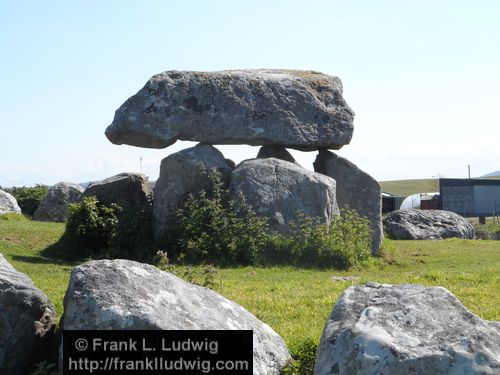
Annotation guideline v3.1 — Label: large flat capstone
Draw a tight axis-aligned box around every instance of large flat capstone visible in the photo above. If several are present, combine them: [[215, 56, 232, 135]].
[[105, 69, 354, 151], [62, 259, 291, 374]]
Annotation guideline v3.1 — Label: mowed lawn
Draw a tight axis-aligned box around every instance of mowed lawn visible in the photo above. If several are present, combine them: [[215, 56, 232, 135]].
[[1, 218, 499, 354]]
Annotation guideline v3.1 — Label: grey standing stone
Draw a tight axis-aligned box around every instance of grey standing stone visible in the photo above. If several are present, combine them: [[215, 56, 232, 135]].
[[314, 150, 383, 255], [33, 182, 84, 222], [257, 145, 298, 164], [314, 283, 500, 374], [153, 143, 234, 237], [105, 69, 354, 151], [62, 259, 291, 375], [0, 189, 21, 215], [230, 158, 339, 231], [383, 209, 475, 240], [0, 254, 56, 375], [82, 172, 150, 210]]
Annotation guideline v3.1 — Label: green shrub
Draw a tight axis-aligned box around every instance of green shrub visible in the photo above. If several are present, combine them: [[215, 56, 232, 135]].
[[63, 196, 121, 258], [168, 169, 269, 266], [261, 210, 371, 269], [61, 194, 154, 260], [6, 185, 48, 217], [168, 169, 371, 269]]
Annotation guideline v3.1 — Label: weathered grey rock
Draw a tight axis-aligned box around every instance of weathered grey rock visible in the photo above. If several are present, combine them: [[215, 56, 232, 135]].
[[314, 283, 500, 374], [230, 158, 339, 231], [257, 145, 298, 164], [383, 209, 475, 240], [33, 182, 84, 222], [153, 144, 234, 237], [314, 150, 383, 255], [82, 172, 150, 210], [105, 69, 354, 151], [0, 189, 21, 215], [62, 259, 291, 374], [0, 254, 56, 374]]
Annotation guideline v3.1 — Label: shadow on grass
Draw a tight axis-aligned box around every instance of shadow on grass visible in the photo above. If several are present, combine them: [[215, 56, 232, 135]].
[[40, 239, 82, 264], [10, 254, 68, 265]]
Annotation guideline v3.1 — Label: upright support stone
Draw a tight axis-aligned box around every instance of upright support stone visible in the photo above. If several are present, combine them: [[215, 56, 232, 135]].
[[230, 158, 339, 232], [314, 150, 383, 255], [153, 144, 234, 238], [256, 145, 298, 165]]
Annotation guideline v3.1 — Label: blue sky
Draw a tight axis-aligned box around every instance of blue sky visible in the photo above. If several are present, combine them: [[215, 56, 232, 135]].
[[1, 0, 499, 186]]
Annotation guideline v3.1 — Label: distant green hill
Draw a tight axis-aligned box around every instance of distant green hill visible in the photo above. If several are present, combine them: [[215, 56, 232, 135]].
[[380, 177, 500, 197], [379, 179, 438, 197]]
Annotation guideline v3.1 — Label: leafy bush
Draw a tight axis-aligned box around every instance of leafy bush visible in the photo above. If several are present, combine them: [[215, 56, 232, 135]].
[[6, 185, 48, 217], [167, 169, 371, 269], [61, 195, 154, 260], [168, 169, 269, 266], [63, 196, 121, 258], [260, 210, 371, 269]]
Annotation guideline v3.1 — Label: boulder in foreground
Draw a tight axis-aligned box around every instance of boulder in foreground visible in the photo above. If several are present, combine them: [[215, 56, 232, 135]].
[[315, 283, 500, 375], [0, 254, 56, 374], [105, 69, 354, 151], [62, 259, 291, 374]]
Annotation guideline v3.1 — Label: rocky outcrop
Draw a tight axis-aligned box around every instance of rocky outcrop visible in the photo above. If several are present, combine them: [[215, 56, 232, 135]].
[[82, 172, 150, 210], [257, 145, 298, 164], [105, 69, 354, 151], [383, 209, 475, 240], [314, 283, 500, 374], [153, 144, 234, 237], [230, 158, 339, 231], [0, 254, 56, 374], [0, 189, 21, 215], [33, 182, 84, 222], [62, 259, 291, 374], [314, 150, 383, 255]]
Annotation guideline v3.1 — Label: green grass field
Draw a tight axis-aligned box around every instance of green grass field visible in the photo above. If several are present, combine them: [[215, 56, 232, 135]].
[[1, 218, 499, 358]]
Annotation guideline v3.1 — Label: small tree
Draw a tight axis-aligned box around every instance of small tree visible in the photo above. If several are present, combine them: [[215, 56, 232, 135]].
[[63, 196, 121, 257], [170, 169, 269, 266]]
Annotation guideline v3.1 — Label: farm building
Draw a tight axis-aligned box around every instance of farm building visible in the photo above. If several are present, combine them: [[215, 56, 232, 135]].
[[440, 178, 500, 217], [382, 193, 405, 213], [399, 192, 439, 210]]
